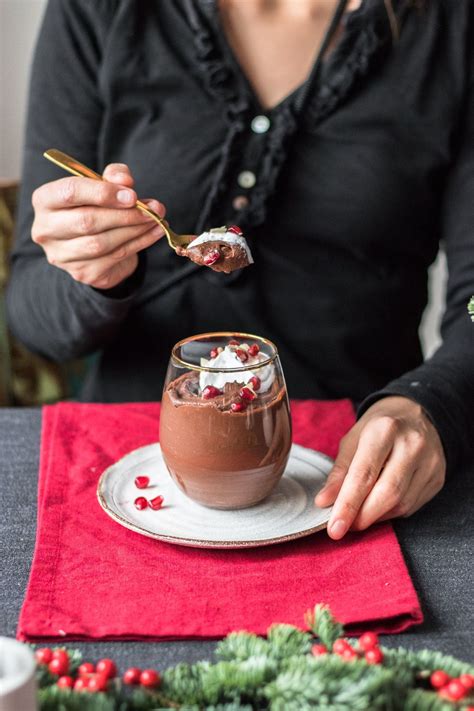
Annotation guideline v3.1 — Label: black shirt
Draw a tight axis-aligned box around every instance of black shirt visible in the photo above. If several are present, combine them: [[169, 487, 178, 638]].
[[6, 0, 474, 473]]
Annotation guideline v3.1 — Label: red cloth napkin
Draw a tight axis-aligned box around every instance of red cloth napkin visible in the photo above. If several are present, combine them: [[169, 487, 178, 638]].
[[18, 401, 423, 642]]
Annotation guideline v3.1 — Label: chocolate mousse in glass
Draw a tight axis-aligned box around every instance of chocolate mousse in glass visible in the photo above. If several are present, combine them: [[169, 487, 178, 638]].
[[159, 333, 292, 509]]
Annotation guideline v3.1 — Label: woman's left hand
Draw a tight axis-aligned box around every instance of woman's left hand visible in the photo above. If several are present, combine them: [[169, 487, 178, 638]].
[[315, 396, 446, 539]]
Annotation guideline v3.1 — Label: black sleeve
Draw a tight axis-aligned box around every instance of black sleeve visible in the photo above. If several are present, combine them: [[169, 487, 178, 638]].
[[5, 0, 143, 363], [358, 73, 474, 473]]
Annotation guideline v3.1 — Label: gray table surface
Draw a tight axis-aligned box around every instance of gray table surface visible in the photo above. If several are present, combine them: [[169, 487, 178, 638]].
[[0, 408, 473, 672]]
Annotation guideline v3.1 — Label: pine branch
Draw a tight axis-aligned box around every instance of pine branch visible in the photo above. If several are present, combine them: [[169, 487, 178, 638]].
[[468, 296, 474, 321], [304, 604, 344, 650]]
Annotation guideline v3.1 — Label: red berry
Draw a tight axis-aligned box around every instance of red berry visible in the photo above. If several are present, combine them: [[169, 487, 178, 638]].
[[464, 707, 474, 711], [235, 349, 248, 362], [342, 647, 358, 661], [231, 401, 247, 412], [228, 339, 240, 346], [311, 643, 328, 656], [202, 385, 222, 399], [358, 632, 379, 651], [74, 677, 87, 691], [332, 639, 351, 655], [430, 670, 451, 689], [134, 496, 148, 510], [365, 648, 384, 665], [52, 649, 69, 661], [239, 386, 256, 401], [78, 662, 95, 677], [228, 225, 243, 235], [95, 659, 117, 679], [445, 679, 468, 700], [57, 675, 74, 689], [248, 344, 260, 356], [134, 476, 150, 489], [459, 674, 474, 690], [35, 647, 53, 665], [203, 249, 220, 266], [123, 667, 142, 685], [88, 674, 108, 693], [48, 654, 69, 676], [249, 376, 261, 391], [149, 495, 164, 511], [210, 348, 219, 359], [140, 669, 160, 688]]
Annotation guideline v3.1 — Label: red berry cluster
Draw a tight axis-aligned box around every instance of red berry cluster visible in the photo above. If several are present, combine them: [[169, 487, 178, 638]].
[[133, 476, 164, 511], [430, 670, 474, 703], [35, 648, 161, 694], [311, 631, 384, 664]]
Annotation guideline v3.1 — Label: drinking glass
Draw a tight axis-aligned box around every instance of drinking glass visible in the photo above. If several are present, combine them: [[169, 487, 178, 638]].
[[159, 332, 292, 509]]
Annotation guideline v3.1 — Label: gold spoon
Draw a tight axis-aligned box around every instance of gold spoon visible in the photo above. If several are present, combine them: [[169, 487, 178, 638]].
[[43, 149, 194, 251]]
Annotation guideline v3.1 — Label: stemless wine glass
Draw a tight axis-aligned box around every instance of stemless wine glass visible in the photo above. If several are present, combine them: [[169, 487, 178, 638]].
[[159, 332, 292, 509]]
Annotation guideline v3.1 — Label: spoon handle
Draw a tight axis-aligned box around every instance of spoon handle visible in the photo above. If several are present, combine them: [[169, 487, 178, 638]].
[[43, 149, 171, 235]]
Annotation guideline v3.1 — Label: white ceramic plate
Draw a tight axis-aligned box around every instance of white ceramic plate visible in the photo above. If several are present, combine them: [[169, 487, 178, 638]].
[[97, 443, 333, 549]]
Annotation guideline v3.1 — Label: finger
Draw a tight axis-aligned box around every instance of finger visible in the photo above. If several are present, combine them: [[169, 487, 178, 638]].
[[32, 176, 137, 211], [315, 431, 358, 508], [102, 163, 135, 187], [65, 225, 164, 287], [47, 222, 162, 265], [327, 417, 397, 539], [377, 458, 445, 522], [350, 441, 416, 530]]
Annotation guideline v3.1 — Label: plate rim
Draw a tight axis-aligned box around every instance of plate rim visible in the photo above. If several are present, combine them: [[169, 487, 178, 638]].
[[97, 443, 333, 549]]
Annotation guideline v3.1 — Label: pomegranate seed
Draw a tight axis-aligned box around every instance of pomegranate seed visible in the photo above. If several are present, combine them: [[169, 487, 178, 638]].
[[210, 348, 218, 358], [150, 495, 164, 510], [228, 339, 240, 346], [202, 385, 222, 399], [231, 401, 247, 412], [228, 225, 243, 235], [57, 675, 74, 689], [332, 639, 351, 655], [123, 667, 142, 685], [35, 648, 53, 665], [134, 476, 149, 489], [311, 643, 328, 656], [459, 674, 474, 690], [236, 349, 248, 362], [78, 662, 95, 676], [249, 376, 261, 391], [203, 249, 220, 265], [444, 680, 468, 700], [358, 632, 379, 651], [365, 647, 384, 665], [74, 677, 87, 691], [88, 674, 108, 693], [134, 497, 148, 510], [430, 670, 451, 689], [95, 659, 117, 679], [239, 386, 256, 401], [140, 669, 161, 688], [49, 656, 69, 676], [342, 648, 358, 661], [248, 343, 260, 356]]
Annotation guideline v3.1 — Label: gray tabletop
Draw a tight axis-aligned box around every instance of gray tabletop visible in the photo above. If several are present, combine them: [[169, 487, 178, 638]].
[[1, 408, 473, 672]]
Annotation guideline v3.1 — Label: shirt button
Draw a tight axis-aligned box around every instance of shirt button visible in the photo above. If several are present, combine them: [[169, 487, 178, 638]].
[[237, 171, 256, 189], [232, 195, 249, 210], [251, 115, 271, 134]]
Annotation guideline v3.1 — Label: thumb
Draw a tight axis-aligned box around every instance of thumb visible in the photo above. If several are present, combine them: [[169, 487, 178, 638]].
[[315, 430, 357, 508], [102, 162, 135, 187]]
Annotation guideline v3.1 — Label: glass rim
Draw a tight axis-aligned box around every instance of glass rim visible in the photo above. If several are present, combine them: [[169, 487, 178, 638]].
[[171, 331, 278, 373]]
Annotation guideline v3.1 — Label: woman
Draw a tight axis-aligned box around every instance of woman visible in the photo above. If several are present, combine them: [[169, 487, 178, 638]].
[[6, 0, 474, 539]]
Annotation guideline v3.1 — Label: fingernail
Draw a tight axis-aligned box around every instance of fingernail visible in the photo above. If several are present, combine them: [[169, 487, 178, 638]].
[[117, 190, 135, 205], [329, 519, 347, 539]]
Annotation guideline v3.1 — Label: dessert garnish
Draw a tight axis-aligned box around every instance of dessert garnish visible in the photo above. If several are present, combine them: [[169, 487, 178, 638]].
[[149, 495, 164, 511], [134, 497, 148, 510], [176, 226, 253, 273], [134, 476, 150, 489]]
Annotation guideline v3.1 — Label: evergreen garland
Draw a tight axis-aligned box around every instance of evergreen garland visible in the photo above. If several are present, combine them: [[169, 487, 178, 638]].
[[469, 296, 474, 321], [31, 604, 474, 710]]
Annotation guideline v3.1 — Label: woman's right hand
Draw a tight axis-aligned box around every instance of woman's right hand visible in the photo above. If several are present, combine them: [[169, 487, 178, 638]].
[[31, 163, 166, 290]]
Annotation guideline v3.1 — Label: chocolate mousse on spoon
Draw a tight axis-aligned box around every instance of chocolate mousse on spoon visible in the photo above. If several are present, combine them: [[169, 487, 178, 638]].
[[176, 225, 254, 274]]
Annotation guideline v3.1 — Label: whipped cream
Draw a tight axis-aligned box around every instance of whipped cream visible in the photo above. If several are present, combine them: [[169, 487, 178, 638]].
[[200, 344, 274, 393], [187, 227, 254, 264]]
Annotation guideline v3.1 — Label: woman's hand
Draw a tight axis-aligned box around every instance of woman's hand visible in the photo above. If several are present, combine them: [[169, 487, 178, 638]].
[[315, 396, 446, 539], [31, 163, 165, 289]]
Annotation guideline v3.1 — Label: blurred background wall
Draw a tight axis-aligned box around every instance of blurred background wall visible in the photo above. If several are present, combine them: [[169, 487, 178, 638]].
[[0, 0, 446, 358]]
